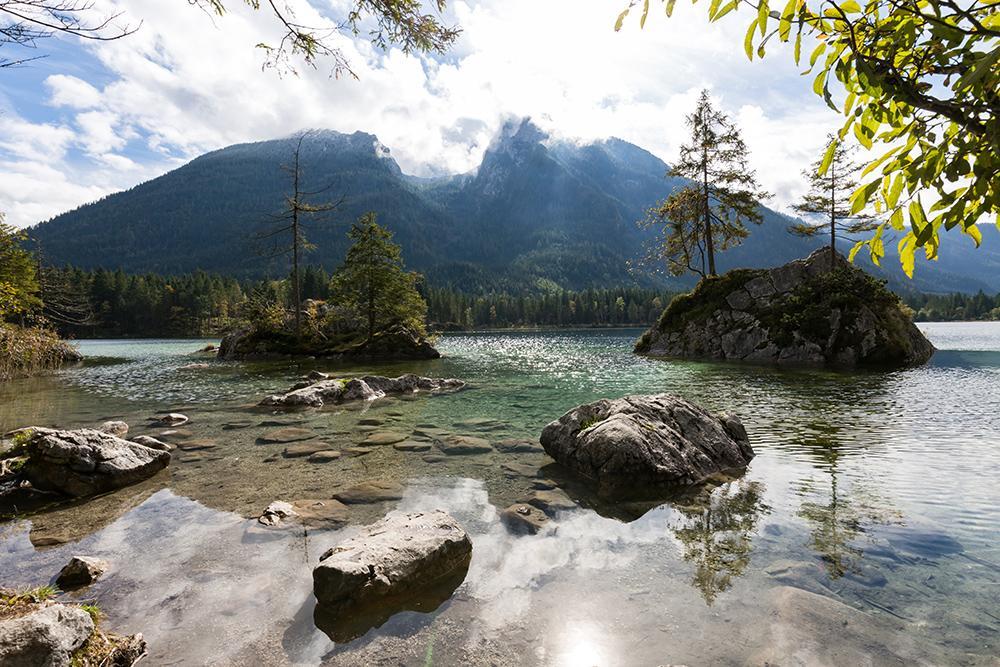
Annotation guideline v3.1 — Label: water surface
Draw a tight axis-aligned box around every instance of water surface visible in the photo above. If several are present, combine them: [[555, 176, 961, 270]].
[[1, 324, 998, 665]]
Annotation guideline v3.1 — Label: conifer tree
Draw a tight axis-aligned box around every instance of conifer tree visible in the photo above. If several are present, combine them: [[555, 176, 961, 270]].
[[642, 90, 769, 277], [791, 136, 878, 271], [330, 213, 427, 342]]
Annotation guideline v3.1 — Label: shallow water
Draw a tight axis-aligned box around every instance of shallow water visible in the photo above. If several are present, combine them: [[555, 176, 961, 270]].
[[1, 325, 999, 665]]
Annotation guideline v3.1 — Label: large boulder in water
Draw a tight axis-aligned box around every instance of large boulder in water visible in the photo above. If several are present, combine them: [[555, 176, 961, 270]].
[[634, 248, 934, 367], [540, 394, 753, 496], [313, 510, 472, 609], [21, 428, 171, 498]]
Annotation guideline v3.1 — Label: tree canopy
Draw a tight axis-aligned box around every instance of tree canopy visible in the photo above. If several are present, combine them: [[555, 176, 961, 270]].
[[618, 0, 1000, 277], [329, 212, 427, 341], [640, 90, 769, 277], [1, 0, 459, 73], [0, 216, 40, 320]]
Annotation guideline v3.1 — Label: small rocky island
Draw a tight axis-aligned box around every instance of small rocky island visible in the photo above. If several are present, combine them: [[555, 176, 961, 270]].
[[635, 248, 935, 367]]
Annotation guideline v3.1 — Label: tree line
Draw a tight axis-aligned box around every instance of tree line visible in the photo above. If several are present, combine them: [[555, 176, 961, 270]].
[[904, 292, 1000, 323]]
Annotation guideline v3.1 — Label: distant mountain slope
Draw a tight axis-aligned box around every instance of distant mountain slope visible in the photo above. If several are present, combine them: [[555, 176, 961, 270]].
[[28, 120, 1000, 293]]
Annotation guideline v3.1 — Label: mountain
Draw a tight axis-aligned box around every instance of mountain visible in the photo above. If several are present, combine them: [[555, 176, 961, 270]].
[[28, 119, 1000, 294]]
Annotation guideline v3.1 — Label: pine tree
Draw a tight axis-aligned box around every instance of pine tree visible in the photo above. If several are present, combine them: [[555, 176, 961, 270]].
[[329, 213, 427, 342], [642, 90, 769, 277], [791, 136, 878, 271], [0, 216, 41, 321]]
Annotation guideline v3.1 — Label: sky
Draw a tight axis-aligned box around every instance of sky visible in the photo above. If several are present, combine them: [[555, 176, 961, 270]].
[[0, 0, 842, 229]]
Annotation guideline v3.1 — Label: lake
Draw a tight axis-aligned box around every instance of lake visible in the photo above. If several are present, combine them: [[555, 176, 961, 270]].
[[1, 323, 999, 665]]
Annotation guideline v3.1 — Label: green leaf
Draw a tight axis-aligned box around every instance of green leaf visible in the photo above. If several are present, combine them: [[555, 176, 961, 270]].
[[897, 234, 916, 278], [615, 8, 630, 31], [712, 0, 739, 21], [964, 222, 983, 247], [793, 30, 802, 64], [848, 240, 865, 263], [641, 0, 651, 27], [817, 139, 837, 176], [840, 0, 861, 12], [758, 0, 769, 36], [745, 19, 759, 60]]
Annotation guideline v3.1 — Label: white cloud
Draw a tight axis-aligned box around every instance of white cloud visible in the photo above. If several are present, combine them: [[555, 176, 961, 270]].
[[0, 0, 841, 227]]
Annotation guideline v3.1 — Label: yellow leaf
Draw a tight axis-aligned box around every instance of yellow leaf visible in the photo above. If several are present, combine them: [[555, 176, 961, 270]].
[[745, 19, 759, 60], [615, 8, 630, 31]]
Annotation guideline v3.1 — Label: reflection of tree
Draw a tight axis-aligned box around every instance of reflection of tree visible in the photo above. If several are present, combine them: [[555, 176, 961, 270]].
[[672, 478, 770, 605], [795, 423, 902, 579]]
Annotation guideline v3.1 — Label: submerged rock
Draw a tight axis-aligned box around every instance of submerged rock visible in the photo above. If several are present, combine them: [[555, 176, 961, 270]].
[[98, 421, 129, 437], [0, 604, 94, 666], [436, 435, 492, 455], [635, 248, 934, 367], [313, 510, 472, 610], [540, 394, 753, 496], [500, 503, 550, 535], [151, 413, 189, 427], [260, 374, 465, 408], [333, 480, 405, 504], [56, 555, 109, 589], [129, 435, 173, 452], [21, 428, 172, 498]]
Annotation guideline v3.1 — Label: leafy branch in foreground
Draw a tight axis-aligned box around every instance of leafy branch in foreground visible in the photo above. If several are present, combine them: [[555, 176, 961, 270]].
[[190, 0, 461, 77], [617, 0, 1000, 277]]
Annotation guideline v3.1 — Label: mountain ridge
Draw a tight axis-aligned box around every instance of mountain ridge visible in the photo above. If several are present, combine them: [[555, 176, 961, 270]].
[[28, 119, 1000, 294]]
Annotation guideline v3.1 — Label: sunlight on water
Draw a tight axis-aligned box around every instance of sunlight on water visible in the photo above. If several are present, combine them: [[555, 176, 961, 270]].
[[1, 323, 998, 664]]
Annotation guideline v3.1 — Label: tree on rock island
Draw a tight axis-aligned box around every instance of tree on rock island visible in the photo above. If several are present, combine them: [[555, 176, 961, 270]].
[[330, 213, 427, 343], [640, 90, 769, 278], [791, 135, 878, 271]]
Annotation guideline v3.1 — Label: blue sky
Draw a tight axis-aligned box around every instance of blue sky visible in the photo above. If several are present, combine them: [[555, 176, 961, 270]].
[[0, 0, 838, 228]]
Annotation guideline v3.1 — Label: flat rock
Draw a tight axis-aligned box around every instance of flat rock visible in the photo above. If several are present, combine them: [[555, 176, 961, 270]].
[[540, 394, 754, 496], [500, 503, 550, 535], [333, 480, 405, 504], [152, 413, 189, 426], [313, 510, 471, 607], [501, 461, 542, 478], [437, 435, 492, 455], [290, 499, 350, 528], [495, 438, 544, 454], [0, 604, 94, 666], [342, 446, 375, 457], [176, 438, 217, 452], [56, 555, 109, 588], [364, 431, 408, 446], [258, 500, 297, 526], [22, 428, 171, 498], [357, 418, 383, 426], [221, 421, 254, 430], [258, 427, 314, 444], [421, 455, 447, 464], [307, 450, 343, 463], [97, 421, 129, 437], [521, 488, 576, 516], [454, 418, 505, 431], [393, 440, 432, 452], [129, 435, 173, 452], [157, 428, 193, 440], [283, 441, 335, 458]]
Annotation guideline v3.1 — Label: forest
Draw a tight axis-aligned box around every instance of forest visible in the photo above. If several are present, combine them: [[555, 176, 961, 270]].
[[36, 264, 999, 340]]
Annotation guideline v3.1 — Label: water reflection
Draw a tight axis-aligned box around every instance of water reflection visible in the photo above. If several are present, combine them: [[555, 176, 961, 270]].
[[792, 422, 902, 579], [671, 478, 770, 604]]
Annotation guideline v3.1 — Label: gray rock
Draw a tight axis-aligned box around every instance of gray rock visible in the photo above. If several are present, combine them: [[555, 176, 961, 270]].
[[494, 439, 544, 454], [333, 480, 405, 504], [260, 374, 465, 408], [393, 441, 432, 452], [521, 488, 576, 515], [500, 503, 550, 535], [306, 450, 343, 463], [22, 428, 171, 498], [152, 413, 188, 426], [282, 441, 335, 458], [0, 604, 94, 666], [129, 435, 173, 452], [97, 421, 128, 437], [364, 431, 408, 446], [56, 556, 109, 588], [437, 435, 492, 455], [501, 461, 542, 478], [540, 394, 754, 496], [258, 427, 314, 444], [307, 370, 330, 382], [635, 248, 935, 368], [342, 446, 375, 457], [258, 500, 297, 526], [313, 510, 472, 607]]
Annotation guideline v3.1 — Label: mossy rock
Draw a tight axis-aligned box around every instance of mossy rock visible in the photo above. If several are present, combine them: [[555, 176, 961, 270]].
[[635, 248, 934, 368]]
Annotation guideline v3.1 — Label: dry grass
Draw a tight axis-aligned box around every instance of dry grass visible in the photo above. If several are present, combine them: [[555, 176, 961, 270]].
[[0, 324, 78, 381]]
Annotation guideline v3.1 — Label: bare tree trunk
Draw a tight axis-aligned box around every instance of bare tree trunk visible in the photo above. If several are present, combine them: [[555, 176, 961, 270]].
[[830, 156, 837, 272], [703, 145, 716, 277], [292, 142, 302, 340]]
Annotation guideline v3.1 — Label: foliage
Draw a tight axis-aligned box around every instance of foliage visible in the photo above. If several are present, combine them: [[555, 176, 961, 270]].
[[1, 584, 59, 605], [619, 0, 1000, 277], [0, 323, 74, 381], [904, 289, 1000, 321], [641, 90, 770, 277], [330, 212, 427, 341], [0, 217, 41, 321], [2, 0, 458, 74], [791, 135, 879, 268]]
